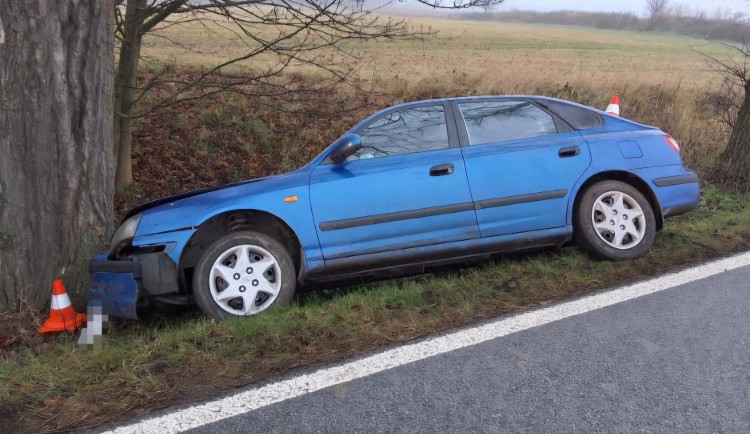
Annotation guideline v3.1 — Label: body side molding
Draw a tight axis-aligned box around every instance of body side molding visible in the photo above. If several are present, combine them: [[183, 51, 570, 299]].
[[474, 189, 568, 210], [319, 189, 569, 231], [653, 173, 699, 187]]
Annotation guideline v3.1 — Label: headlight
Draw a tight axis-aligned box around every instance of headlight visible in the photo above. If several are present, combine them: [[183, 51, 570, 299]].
[[110, 213, 142, 253]]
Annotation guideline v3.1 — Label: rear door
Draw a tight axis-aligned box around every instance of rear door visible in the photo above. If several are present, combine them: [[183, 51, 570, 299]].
[[310, 103, 479, 260], [453, 99, 591, 237]]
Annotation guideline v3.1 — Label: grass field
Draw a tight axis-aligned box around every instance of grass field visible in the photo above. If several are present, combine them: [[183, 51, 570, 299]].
[[2, 17, 748, 432], [142, 16, 730, 89], [137, 16, 738, 179]]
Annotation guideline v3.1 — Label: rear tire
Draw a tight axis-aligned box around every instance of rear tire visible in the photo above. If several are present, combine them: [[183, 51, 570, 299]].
[[574, 180, 656, 260], [192, 231, 296, 319]]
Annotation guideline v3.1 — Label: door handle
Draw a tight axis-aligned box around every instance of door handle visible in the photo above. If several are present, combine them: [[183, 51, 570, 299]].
[[429, 163, 454, 176], [558, 146, 580, 158]]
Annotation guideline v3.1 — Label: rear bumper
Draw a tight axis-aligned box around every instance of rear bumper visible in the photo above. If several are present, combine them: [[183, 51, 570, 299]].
[[630, 166, 699, 221], [649, 170, 700, 219], [652, 173, 699, 188], [89, 251, 179, 319]]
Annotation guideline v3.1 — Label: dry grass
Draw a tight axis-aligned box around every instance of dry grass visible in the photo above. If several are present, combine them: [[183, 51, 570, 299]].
[[142, 16, 735, 89], [356, 21, 726, 91], [138, 16, 739, 178]]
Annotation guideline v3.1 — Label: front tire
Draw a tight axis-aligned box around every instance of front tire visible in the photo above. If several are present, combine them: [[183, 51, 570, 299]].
[[192, 231, 296, 319], [574, 180, 656, 260]]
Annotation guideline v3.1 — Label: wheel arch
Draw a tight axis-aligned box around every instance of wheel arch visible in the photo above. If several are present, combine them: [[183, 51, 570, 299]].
[[178, 209, 304, 295], [571, 170, 664, 231]]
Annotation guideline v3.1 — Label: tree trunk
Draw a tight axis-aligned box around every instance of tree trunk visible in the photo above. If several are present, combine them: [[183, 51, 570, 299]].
[[722, 82, 750, 183], [0, 0, 115, 310], [114, 0, 146, 193]]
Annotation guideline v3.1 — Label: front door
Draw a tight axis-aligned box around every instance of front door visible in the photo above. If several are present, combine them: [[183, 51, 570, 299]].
[[310, 103, 479, 260]]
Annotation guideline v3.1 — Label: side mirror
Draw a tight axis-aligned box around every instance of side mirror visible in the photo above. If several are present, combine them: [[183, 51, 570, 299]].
[[328, 134, 362, 163]]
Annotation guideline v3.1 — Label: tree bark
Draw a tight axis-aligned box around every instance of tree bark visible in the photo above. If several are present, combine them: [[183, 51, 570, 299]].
[[0, 0, 115, 310], [722, 81, 750, 183], [114, 0, 146, 193]]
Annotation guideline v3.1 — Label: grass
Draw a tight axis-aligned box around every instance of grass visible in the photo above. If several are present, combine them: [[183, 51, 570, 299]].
[[131, 17, 738, 196], [2, 185, 749, 432], [142, 16, 736, 90], [3, 17, 749, 432]]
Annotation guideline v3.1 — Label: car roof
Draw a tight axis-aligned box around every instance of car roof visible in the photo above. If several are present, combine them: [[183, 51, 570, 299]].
[[346, 95, 603, 134], [362, 95, 607, 118], [390, 95, 587, 106]]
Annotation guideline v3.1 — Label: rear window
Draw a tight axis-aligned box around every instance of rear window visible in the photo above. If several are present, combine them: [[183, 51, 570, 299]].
[[537, 100, 603, 130], [458, 101, 558, 146]]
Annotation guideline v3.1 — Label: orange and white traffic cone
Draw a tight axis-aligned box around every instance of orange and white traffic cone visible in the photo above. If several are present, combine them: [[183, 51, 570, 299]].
[[605, 95, 620, 117], [40, 279, 87, 333]]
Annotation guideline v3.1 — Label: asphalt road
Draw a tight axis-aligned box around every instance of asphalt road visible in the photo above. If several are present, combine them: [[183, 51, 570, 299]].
[[186, 264, 750, 433]]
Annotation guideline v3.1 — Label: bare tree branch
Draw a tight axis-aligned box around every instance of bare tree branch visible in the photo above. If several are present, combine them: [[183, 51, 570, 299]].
[[646, 0, 669, 20], [140, 0, 188, 34], [111, 0, 505, 191]]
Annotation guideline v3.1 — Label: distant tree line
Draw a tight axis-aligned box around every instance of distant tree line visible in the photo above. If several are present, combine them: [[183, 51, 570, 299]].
[[457, 9, 750, 43]]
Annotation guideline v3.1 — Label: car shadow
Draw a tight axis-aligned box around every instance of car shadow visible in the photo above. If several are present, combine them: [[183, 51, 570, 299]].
[[294, 245, 567, 304], [133, 245, 573, 326]]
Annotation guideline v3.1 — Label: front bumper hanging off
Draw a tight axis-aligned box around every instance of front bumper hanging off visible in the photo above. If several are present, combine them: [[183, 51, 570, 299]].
[[89, 251, 179, 319]]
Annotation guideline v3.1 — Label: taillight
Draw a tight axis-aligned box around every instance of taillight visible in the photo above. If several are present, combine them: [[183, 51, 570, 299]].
[[664, 135, 680, 154]]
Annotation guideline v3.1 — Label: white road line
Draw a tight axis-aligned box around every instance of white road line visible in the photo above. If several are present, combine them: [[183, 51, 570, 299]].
[[108, 252, 750, 434]]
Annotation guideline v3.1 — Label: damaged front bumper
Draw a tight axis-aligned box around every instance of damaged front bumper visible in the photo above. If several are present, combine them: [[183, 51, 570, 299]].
[[89, 251, 179, 319]]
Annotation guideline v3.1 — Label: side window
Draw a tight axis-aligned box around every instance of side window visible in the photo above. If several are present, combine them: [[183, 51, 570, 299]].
[[538, 100, 603, 130], [349, 105, 449, 161], [458, 101, 557, 146]]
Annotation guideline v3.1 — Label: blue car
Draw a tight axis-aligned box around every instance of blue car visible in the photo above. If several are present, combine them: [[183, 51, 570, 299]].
[[91, 96, 700, 319]]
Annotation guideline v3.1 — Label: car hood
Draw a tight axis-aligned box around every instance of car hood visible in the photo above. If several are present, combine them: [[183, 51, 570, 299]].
[[124, 179, 258, 220], [125, 169, 309, 221]]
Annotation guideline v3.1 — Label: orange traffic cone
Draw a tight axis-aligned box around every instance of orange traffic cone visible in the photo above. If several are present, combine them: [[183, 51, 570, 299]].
[[40, 279, 87, 333], [606, 95, 620, 117]]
